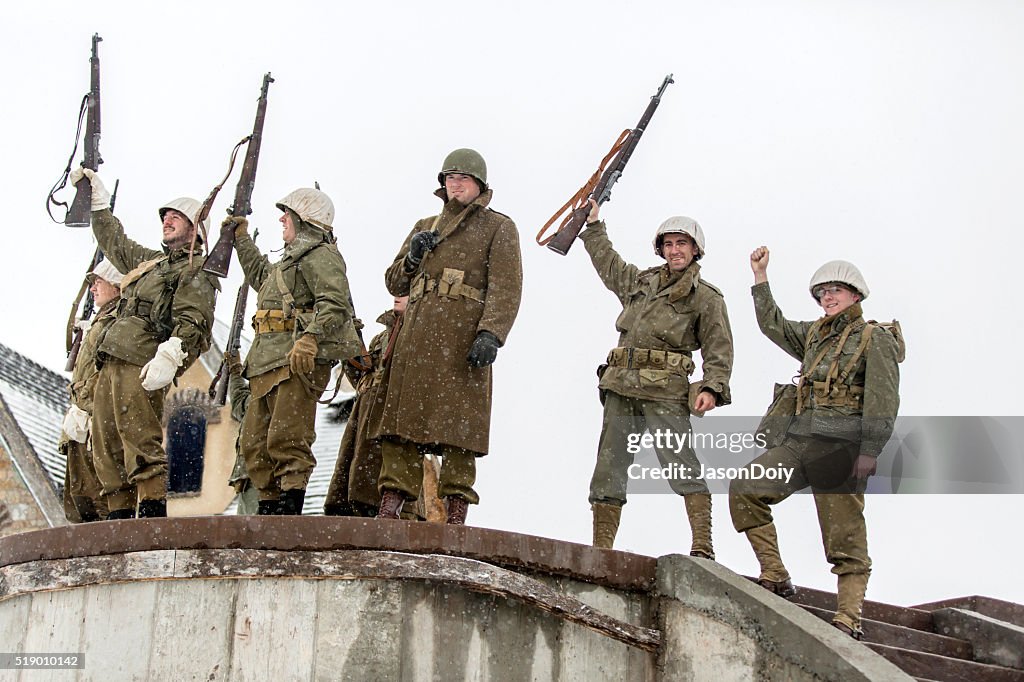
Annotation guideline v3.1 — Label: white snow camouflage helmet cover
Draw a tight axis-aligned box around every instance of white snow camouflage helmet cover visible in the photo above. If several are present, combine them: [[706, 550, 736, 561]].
[[809, 260, 870, 300], [276, 188, 335, 233], [653, 216, 705, 257]]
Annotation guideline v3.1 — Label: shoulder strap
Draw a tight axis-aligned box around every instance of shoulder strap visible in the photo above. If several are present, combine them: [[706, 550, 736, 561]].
[[120, 255, 167, 291], [837, 323, 875, 384]]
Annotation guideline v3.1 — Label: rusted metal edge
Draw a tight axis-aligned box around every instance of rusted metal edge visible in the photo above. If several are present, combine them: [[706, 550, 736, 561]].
[[0, 548, 661, 652], [0, 516, 657, 592]]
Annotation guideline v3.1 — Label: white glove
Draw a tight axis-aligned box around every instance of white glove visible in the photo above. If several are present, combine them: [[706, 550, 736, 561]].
[[68, 166, 111, 211], [140, 337, 187, 391], [62, 405, 91, 443], [74, 317, 93, 334]]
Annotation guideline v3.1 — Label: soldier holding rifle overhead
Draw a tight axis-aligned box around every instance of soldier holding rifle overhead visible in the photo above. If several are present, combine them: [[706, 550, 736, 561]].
[[224, 188, 362, 515], [69, 167, 219, 519], [581, 199, 733, 557]]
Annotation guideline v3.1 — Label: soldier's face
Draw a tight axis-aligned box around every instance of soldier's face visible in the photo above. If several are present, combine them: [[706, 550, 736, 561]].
[[445, 173, 481, 205], [90, 277, 120, 308], [660, 233, 699, 272], [393, 295, 409, 315], [815, 283, 860, 316], [162, 209, 195, 249], [280, 210, 297, 244]]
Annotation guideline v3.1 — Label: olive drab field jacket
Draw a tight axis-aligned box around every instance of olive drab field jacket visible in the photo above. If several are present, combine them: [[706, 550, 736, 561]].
[[68, 300, 118, 414], [234, 229, 362, 379], [752, 282, 901, 457], [369, 188, 523, 455], [579, 221, 733, 406], [91, 209, 219, 370]]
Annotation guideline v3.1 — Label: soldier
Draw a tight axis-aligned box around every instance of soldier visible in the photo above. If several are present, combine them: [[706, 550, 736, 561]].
[[324, 295, 411, 517], [70, 167, 219, 519], [59, 259, 124, 522], [370, 148, 523, 524], [226, 188, 363, 515], [581, 200, 734, 557], [729, 247, 902, 639]]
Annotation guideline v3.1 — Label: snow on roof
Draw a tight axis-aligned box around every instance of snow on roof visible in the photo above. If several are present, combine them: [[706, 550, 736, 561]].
[[0, 342, 69, 486]]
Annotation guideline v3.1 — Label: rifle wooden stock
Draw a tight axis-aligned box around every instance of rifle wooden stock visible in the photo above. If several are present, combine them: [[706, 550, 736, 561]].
[[545, 206, 591, 256], [66, 34, 103, 229], [204, 72, 274, 278], [545, 74, 673, 256]]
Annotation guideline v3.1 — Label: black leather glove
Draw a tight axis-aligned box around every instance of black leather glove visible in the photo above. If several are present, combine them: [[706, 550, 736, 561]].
[[467, 330, 500, 368], [407, 231, 437, 266]]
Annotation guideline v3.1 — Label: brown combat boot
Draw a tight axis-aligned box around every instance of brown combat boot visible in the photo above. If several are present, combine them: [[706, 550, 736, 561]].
[[684, 493, 715, 559], [445, 496, 469, 525], [745, 523, 797, 598], [834, 572, 870, 637], [376, 489, 405, 519], [591, 502, 622, 549]]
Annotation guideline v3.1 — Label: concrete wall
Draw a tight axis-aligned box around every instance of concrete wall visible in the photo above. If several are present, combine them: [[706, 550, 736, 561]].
[[0, 549, 655, 681], [0, 519, 913, 681]]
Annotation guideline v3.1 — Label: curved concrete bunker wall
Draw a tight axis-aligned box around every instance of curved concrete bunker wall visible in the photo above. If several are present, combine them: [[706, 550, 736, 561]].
[[0, 518, 909, 681]]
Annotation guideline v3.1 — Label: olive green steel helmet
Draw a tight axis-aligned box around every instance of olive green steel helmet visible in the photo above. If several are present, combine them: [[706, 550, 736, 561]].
[[437, 148, 487, 189]]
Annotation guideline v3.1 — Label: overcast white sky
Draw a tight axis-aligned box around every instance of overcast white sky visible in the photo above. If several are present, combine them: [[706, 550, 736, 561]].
[[3, 1, 1023, 607]]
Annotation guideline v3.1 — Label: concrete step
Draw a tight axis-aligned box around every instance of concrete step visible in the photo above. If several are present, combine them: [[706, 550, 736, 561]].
[[787, 583, 934, 631], [800, 604, 973, 660], [867, 643, 1024, 682]]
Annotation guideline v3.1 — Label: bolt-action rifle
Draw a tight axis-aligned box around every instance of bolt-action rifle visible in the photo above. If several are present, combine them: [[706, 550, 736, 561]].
[[64, 179, 119, 372], [539, 74, 674, 255], [48, 33, 104, 228], [208, 231, 258, 406], [203, 73, 274, 278]]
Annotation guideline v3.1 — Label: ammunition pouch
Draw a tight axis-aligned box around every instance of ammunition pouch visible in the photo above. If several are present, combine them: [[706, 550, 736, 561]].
[[606, 347, 694, 376], [409, 269, 485, 304], [802, 382, 864, 410], [252, 308, 314, 335]]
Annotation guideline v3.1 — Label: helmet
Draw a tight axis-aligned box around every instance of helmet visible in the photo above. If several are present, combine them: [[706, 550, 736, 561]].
[[808, 260, 869, 301], [437, 148, 487, 189], [86, 259, 124, 287], [158, 197, 206, 233], [653, 216, 705, 258], [276, 188, 335, 233]]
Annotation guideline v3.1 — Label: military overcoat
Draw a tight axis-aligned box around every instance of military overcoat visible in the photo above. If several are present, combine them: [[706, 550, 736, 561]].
[[369, 189, 522, 455], [91, 209, 218, 370], [580, 221, 733, 405]]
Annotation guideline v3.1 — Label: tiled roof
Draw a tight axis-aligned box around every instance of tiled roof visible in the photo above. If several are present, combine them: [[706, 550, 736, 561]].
[[0, 343, 69, 486], [0, 333, 357, 517]]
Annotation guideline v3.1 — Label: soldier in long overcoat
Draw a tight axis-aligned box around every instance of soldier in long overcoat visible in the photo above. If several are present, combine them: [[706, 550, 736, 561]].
[[227, 188, 363, 515], [729, 247, 902, 639], [582, 200, 734, 557], [71, 167, 219, 519], [370, 148, 523, 524]]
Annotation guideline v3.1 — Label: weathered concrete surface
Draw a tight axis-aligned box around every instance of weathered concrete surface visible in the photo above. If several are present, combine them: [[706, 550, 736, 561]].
[[656, 554, 913, 681], [0, 519, 922, 681], [0, 549, 656, 681], [915, 594, 1024, 629], [0, 517, 656, 593], [932, 607, 1024, 670]]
